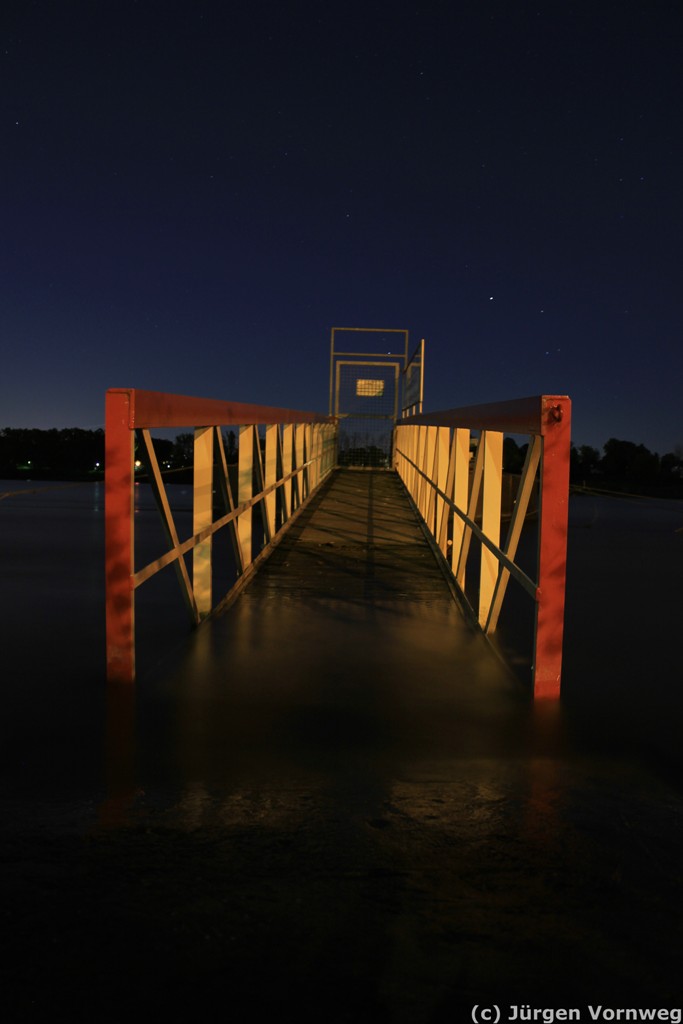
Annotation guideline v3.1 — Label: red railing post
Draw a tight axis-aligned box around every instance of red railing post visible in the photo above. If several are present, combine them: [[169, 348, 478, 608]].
[[533, 397, 572, 698], [105, 389, 135, 684]]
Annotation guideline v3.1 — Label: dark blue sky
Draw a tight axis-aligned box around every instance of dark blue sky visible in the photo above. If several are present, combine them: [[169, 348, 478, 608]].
[[3, 1, 682, 453]]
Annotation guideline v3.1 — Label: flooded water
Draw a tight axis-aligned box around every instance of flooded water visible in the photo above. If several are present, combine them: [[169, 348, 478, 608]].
[[2, 476, 682, 803], [563, 489, 683, 766], [2, 477, 683, 1019], [495, 487, 683, 769], [0, 480, 195, 800]]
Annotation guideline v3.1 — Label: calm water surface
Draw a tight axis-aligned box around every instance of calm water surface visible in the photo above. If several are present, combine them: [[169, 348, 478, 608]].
[[1, 479, 682, 806], [3, 479, 683, 1018]]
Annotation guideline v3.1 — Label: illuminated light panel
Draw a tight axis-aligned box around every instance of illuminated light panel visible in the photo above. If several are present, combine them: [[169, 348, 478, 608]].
[[356, 379, 384, 397]]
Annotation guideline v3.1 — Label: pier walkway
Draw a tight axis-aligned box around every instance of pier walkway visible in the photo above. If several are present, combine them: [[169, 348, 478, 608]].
[[135, 467, 524, 791]]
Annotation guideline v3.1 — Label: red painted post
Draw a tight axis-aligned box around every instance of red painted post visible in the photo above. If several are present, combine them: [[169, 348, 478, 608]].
[[533, 397, 572, 698], [105, 389, 135, 684]]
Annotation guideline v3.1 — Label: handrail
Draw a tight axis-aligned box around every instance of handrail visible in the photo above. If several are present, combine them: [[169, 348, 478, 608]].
[[105, 388, 337, 684], [394, 395, 571, 698], [401, 338, 425, 418]]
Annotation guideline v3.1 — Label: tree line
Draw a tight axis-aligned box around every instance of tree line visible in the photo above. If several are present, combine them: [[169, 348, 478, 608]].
[[503, 436, 683, 497], [569, 438, 683, 496], [2, 426, 682, 497], [0, 428, 238, 481]]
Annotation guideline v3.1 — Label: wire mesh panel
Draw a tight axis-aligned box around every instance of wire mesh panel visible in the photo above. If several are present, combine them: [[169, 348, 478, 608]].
[[336, 361, 398, 418], [337, 418, 394, 466], [329, 327, 409, 467], [335, 361, 399, 466]]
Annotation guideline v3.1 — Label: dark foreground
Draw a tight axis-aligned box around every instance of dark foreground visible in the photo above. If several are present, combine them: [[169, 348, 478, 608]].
[[2, 472, 683, 1021]]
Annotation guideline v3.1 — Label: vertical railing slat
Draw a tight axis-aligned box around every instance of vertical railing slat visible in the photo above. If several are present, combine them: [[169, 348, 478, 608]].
[[282, 424, 293, 520], [238, 424, 254, 570], [452, 428, 470, 576], [479, 429, 503, 627], [193, 426, 214, 618], [434, 426, 450, 555], [264, 424, 277, 541]]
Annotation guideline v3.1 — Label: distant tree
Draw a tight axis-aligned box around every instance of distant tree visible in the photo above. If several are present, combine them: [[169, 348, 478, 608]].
[[600, 438, 659, 490], [0, 426, 104, 478], [222, 429, 238, 463], [503, 437, 525, 473], [165, 431, 238, 472], [153, 438, 175, 468], [173, 433, 194, 466], [660, 450, 683, 483], [579, 445, 601, 477]]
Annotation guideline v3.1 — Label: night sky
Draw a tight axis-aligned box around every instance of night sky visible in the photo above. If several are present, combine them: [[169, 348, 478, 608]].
[[3, 1, 682, 453]]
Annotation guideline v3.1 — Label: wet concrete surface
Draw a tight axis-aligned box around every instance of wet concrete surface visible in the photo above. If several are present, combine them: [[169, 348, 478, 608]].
[[2, 472, 683, 1021]]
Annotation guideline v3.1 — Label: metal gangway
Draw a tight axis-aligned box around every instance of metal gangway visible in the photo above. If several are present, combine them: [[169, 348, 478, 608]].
[[105, 329, 570, 699]]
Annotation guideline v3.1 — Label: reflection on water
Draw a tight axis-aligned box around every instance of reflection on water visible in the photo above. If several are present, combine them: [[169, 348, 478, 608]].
[[4, 482, 683, 1014], [1, 480, 683, 811], [98, 680, 137, 828]]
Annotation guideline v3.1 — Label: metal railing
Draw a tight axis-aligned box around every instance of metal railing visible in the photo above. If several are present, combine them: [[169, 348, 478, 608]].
[[394, 395, 571, 698], [105, 388, 337, 684], [401, 337, 425, 419]]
